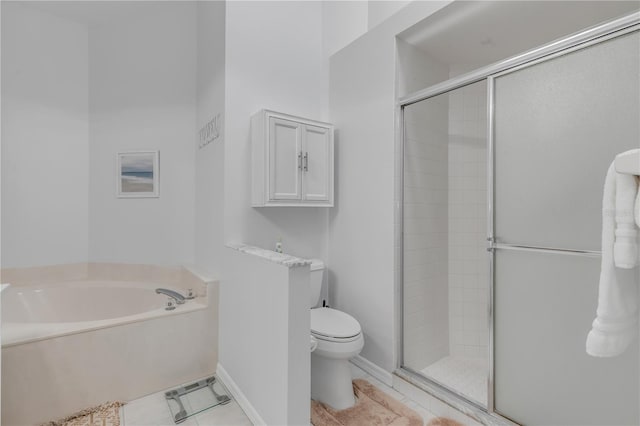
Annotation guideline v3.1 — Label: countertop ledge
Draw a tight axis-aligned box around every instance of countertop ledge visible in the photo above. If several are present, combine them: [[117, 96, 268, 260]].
[[226, 243, 311, 268]]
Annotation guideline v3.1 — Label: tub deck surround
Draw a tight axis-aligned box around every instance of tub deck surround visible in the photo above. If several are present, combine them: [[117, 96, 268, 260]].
[[181, 263, 218, 297], [1, 263, 220, 426], [1, 262, 217, 347], [226, 242, 313, 268], [0, 262, 214, 293], [219, 244, 310, 426]]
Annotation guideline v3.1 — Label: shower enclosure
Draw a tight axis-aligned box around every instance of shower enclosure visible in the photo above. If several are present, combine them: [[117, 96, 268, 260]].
[[398, 13, 639, 425]]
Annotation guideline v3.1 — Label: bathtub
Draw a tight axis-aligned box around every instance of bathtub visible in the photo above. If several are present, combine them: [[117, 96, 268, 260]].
[[1, 265, 219, 426], [2, 281, 207, 346]]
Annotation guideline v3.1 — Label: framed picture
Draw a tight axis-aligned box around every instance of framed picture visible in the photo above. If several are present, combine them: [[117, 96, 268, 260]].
[[117, 151, 159, 198]]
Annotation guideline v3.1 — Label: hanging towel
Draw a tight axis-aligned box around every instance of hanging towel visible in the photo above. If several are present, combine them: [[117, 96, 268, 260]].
[[613, 170, 639, 268], [636, 180, 640, 228], [586, 163, 639, 357]]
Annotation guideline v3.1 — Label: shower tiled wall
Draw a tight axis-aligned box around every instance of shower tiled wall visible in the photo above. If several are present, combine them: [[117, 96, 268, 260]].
[[403, 95, 450, 369], [447, 82, 489, 359]]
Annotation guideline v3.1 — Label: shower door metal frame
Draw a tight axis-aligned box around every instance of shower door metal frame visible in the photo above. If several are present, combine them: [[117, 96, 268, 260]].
[[395, 12, 640, 426]]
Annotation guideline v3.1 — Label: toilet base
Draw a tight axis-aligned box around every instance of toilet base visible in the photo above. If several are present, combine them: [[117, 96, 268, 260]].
[[311, 353, 356, 410]]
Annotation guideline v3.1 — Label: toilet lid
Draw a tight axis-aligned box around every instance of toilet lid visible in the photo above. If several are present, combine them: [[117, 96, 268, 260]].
[[311, 307, 361, 339]]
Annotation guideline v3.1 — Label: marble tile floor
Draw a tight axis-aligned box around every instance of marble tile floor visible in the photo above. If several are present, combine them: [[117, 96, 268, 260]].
[[121, 362, 478, 426]]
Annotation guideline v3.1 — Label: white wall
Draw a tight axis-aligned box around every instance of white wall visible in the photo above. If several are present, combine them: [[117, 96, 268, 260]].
[[321, 1, 416, 59], [1, 3, 89, 268], [2, 2, 199, 269], [322, 1, 368, 58], [88, 3, 197, 266], [195, 1, 226, 278], [219, 248, 310, 426], [328, 1, 452, 372], [224, 1, 328, 264], [368, 1, 412, 30]]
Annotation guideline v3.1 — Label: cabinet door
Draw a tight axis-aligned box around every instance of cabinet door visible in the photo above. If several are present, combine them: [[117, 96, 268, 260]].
[[302, 124, 331, 202], [269, 117, 302, 201]]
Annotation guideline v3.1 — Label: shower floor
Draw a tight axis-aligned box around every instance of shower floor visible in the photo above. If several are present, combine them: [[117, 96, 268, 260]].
[[421, 356, 487, 405]]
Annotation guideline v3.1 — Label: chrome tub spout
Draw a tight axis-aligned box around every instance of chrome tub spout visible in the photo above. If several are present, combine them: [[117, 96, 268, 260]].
[[156, 288, 186, 305]]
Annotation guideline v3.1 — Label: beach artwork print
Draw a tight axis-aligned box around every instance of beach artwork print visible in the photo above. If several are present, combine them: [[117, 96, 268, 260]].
[[117, 151, 159, 198]]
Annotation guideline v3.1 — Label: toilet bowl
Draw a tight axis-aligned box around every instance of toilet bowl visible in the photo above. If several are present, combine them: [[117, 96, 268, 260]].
[[308, 260, 364, 410], [310, 307, 364, 409]]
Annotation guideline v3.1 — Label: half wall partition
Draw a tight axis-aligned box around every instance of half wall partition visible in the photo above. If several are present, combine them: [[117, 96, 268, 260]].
[[398, 13, 639, 425]]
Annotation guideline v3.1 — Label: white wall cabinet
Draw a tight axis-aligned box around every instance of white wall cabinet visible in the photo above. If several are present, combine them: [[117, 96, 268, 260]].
[[252, 110, 334, 207]]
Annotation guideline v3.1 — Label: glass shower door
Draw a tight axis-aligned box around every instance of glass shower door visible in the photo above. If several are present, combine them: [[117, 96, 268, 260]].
[[492, 29, 640, 425], [402, 80, 489, 408]]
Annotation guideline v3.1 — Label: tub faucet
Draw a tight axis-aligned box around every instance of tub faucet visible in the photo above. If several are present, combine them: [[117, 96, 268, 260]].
[[156, 288, 186, 305]]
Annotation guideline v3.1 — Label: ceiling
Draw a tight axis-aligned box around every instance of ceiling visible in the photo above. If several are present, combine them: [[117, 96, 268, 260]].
[[399, 1, 640, 71]]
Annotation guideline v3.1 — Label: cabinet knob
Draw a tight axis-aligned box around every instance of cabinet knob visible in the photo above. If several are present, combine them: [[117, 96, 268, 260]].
[[298, 152, 302, 170], [303, 152, 309, 172]]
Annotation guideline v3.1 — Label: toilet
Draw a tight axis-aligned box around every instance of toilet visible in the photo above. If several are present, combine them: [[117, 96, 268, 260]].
[[309, 259, 364, 410]]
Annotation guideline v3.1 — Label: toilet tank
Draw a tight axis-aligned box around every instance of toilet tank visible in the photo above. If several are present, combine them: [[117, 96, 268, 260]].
[[309, 259, 324, 308]]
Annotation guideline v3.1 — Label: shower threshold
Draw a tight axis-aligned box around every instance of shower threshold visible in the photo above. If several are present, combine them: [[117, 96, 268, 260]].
[[165, 375, 232, 424]]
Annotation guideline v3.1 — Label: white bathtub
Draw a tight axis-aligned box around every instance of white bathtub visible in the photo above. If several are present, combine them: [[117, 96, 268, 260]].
[[1, 271, 219, 426], [2, 280, 205, 347]]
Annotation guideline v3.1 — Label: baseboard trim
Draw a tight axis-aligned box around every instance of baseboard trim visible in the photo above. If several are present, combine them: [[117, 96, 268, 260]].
[[351, 355, 393, 386], [216, 363, 266, 426]]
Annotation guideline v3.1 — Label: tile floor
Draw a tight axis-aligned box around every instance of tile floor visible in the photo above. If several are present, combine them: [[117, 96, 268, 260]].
[[121, 363, 475, 426], [121, 383, 251, 426], [421, 356, 487, 406]]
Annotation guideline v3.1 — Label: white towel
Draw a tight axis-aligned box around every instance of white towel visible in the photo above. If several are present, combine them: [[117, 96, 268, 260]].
[[614, 171, 639, 268], [636, 180, 640, 228], [586, 163, 639, 357]]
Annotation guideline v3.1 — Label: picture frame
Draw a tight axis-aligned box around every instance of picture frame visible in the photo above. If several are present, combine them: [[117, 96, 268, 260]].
[[117, 151, 159, 198]]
